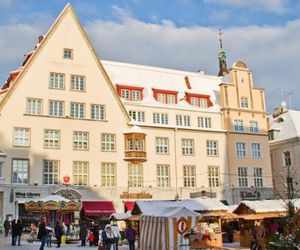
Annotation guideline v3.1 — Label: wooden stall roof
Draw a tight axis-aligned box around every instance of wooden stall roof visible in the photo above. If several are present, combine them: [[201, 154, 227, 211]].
[[237, 212, 287, 221]]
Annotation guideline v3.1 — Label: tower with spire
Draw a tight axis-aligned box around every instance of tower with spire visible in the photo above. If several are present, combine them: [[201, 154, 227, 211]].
[[218, 30, 229, 77]]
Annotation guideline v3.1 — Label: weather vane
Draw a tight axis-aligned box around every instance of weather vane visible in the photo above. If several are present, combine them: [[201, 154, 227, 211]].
[[219, 29, 223, 49]]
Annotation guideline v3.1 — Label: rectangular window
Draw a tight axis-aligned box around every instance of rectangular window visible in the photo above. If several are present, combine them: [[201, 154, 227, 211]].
[[199, 98, 208, 108], [70, 102, 84, 119], [49, 100, 64, 117], [12, 159, 28, 184], [236, 142, 247, 158], [234, 119, 244, 132], [73, 131, 89, 150], [157, 164, 170, 187], [153, 113, 168, 124], [238, 167, 248, 187], [0, 161, 3, 178], [283, 151, 291, 167], [73, 161, 88, 186], [251, 143, 262, 159], [182, 139, 194, 155], [121, 89, 130, 100], [157, 93, 166, 104], [44, 130, 60, 149], [126, 138, 142, 151], [26, 98, 42, 115], [240, 96, 249, 108], [183, 165, 196, 187], [176, 115, 191, 126], [71, 75, 85, 91], [63, 48, 73, 59], [101, 134, 116, 151], [190, 97, 199, 107], [128, 163, 143, 187], [43, 160, 59, 185], [198, 117, 212, 128], [49, 72, 64, 89], [90, 104, 105, 120], [13, 128, 30, 147], [254, 167, 263, 187], [208, 166, 220, 188], [207, 140, 219, 156], [156, 137, 169, 154], [250, 121, 259, 133], [132, 90, 141, 101], [101, 162, 116, 187], [129, 110, 145, 122], [167, 94, 176, 104]]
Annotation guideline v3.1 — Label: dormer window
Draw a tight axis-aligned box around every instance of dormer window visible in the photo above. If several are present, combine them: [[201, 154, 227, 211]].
[[117, 85, 143, 101], [186, 93, 212, 108], [153, 88, 178, 104]]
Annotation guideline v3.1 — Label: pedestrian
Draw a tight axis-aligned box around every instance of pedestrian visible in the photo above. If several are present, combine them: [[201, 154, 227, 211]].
[[101, 224, 115, 250], [55, 221, 63, 248], [125, 224, 136, 250], [37, 216, 48, 250], [11, 219, 17, 246], [16, 219, 24, 246], [111, 220, 121, 250], [88, 231, 95, 246], [46, 224, 53, 247], [3, 218, 10, 237], [79, 221, 88, 246], [92, 223, 100, 246]]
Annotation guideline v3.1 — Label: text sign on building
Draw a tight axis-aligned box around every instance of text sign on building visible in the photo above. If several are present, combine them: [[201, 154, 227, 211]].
[[120, 191, 153, 199], [15, 192, 40, 199]]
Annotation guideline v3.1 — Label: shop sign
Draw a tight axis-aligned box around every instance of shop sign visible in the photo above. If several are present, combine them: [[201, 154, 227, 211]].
[[15, 192, 40, 199], [119, 191, 152, 199]]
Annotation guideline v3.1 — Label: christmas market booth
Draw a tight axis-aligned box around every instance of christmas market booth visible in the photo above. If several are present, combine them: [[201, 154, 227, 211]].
[[232, 199, 299, 248]]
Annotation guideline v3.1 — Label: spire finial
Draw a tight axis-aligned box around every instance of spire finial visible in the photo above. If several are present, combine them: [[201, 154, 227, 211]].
[[218, 29, 229, 77]]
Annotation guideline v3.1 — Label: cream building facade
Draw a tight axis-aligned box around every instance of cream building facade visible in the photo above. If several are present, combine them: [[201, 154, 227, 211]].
[[0, 4, 273, 221]]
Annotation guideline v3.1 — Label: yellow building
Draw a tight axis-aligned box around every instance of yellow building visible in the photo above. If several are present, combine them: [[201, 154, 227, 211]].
[[0, 4, 273, 221]]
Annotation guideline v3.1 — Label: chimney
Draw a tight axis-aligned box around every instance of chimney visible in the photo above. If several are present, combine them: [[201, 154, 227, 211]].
[[38, 35, 44, 43], [184, 76, 191, 89]]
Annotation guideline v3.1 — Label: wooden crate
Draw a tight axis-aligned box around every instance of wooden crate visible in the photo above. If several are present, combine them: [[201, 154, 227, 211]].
[[189, 234, 222, 249]]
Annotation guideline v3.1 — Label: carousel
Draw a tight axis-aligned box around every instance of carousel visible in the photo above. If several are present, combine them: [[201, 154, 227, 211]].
[[25, 194, 82, 227]]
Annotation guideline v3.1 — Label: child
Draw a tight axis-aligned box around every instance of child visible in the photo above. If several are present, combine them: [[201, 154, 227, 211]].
[[88, 231, 94, 246]]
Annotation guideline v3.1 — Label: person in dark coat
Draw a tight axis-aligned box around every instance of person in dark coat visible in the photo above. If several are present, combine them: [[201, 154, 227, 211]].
[[92, 223, 99, 246], [4, 218, 10, 237], [16, 219, 24, 246], [79, 221, 88, 246], [125, 224, 136, 250], [37, 216, 48, 250], [54, 221, 63, 248], [11, 219, 17, 246]]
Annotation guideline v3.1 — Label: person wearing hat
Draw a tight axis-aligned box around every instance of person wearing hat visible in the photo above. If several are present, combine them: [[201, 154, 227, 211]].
[[101, 224, 115, 250]]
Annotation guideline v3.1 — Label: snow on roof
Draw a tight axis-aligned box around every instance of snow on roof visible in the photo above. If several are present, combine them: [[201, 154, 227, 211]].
[[269, 109, 300, 142], [34, 194, 70, 202], [124, 125, 145, 134], [142, 206, 200, 218], [102, 60, 222, 111], [110, 211, 132, 220], [136, 198, 227, 214]]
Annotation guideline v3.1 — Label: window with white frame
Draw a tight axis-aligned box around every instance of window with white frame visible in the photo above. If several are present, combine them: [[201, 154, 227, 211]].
[[207, 140, 219, 156], [153, 113, 168, 124], [156, 137, 169, 154], [129, 110, 145, 122], [73, 131, 89, 150], [12, 159, 28, 184], [132, 90, 141, 101], [73, 161, 88, 186], [254, 167, 263, 187], [13, 128, 30, 147], [240, 96, 249, 108], [43, 160, 59, 185], [101, 134, 116, 151], [44, 130, 60, 149], [190, 97, 199, 107], [0, 161, 3, 178], [63, 48, 73, 59], [208, 166, 220, 188], [167, 94, 176, 104], [238, 167, 248, 187], [101, 162, 116, 187], [236, 142, 247, 158], [176, 115, 191, 126], [156, 93, 176, 104], [283, 151, 292, 167], [90, 104, 105, 120], [126, 138, 143, 151], [157, 164, 170, 187], [182, 139, 194, 155], [71, 75, 85, 91], [198, 117, 212, 128], [157, 93, 166, 103], [49, 100, 64, 117], [199, 98, 208, 108], [251, 143, 262, 159], [121, 89, 130, 100], [250, 121, 259, 133], [70, 102, 84, 119], [49, 72, 64, 89], [234, 119, 244, 132], [128, 163, 143, 187], [26, 98, 42, 115], [183, 165, 196, 187]]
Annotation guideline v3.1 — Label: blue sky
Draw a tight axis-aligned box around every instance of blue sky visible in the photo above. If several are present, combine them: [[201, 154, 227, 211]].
[[0, 0, 300, 111]]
